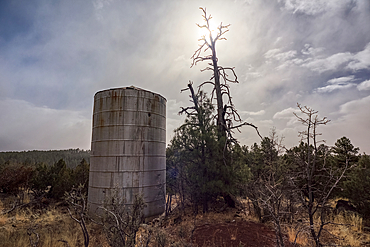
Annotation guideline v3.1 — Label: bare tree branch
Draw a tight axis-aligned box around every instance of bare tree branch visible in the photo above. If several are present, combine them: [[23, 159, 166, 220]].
[[288, 103, 350, 247]]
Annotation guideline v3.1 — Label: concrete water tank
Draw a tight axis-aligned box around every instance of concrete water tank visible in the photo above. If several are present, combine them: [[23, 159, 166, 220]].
[[88, 86, 166, 218]]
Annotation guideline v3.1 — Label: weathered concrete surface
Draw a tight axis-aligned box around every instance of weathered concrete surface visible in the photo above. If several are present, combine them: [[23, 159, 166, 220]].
[[88, 86, 166, 218]]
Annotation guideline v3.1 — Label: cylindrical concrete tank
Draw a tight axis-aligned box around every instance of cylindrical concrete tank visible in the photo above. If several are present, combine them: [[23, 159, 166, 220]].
[[88, 86, 166, 218]]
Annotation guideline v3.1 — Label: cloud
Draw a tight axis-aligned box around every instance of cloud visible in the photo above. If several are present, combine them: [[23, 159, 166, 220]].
[[263, 48, 302, 70], [280, 0, 355, 16], [166, 99, 186, 144], [264, 49, 282, 59], [327, 76, 355, 84], [346, 42, 370, 70], [0, 0, 369, 154], [273, 107, 297, 119], [265, 49, 297, 62], [93, 0, 115, 21], [174, 55, 186, 62], [262, 42, 369, 74], [316, 84, 355, 93], [280, 0, 329, 15], [301, 44, 325, 56], [322, 95, 370, 153], [261, 42, 370, 75], [240, 110, 266, 116], [243, 65, 263, 80], [260, 119, 274, 125], [357, 80, 370, 91], [93, 0, 113, 10], [272, 107, 300, 127], [339, 95, 370, 114], [0, 99, 91, 151], [303, 52, 353, 73], [302, 42, 370, 73], [315, 75, 356, 93]]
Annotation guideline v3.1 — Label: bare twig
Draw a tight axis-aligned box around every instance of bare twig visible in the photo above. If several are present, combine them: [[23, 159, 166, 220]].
[[27, 224, 40, 247], [65, 186, 90, 247], [58, 239, 71, 247]]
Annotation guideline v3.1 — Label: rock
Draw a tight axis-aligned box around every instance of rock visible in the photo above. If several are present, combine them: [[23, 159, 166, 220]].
[[335, 199, 356, 213], [173, 215, 182, 225]]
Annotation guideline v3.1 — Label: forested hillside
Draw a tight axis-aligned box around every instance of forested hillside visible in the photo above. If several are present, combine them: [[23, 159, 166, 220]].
[[0, 149, 90, 169]]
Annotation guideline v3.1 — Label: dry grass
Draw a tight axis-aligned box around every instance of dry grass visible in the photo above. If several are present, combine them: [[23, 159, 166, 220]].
[[286, 226, 310, 246], [2, 194, 370, 247], [0, 199, 110, 247], [0, 201, 8, 226], [0, 217, 6, 227], [0, 207, 77, 247], [326, 211, 370, 247], [283, 210, 370, 247]]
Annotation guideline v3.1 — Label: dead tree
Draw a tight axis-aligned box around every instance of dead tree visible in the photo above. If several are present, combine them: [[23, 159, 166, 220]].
[[248, 129, 288, 247], [65, 186, 89, 247], [289, 103, 350, 247], [97, 188, 146, 247], [189, 7, 261, 142], [258, 178, 286, 247], [175, 7, 264, 212]]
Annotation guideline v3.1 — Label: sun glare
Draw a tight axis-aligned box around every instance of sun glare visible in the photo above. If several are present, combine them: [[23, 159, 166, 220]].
[[198, 19, 219, 44]]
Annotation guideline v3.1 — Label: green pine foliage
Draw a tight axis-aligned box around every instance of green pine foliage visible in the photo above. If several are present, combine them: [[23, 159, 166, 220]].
[[0, 158, 90, 201], [342, 154, 370, 218], [48, 159, 74, 200], [29, 158, 90, 200], [30, 163, 53, 197], [0, 163, 33, 195], [332, 136, 359, 167], [166, 93, 249, 213], [74, 158, 90, 194], [0, 149, 90, 201]]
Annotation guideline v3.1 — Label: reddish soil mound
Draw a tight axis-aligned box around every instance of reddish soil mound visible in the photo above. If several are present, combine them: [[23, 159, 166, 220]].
[[193, 220, 294, 247]]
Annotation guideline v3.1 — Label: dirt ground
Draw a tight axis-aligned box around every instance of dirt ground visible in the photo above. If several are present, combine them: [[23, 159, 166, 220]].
[[192, 220, 295, 247], [161, 198, 297, 247]]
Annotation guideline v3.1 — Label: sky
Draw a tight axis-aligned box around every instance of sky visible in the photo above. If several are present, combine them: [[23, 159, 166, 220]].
[[1, 0, 369, 154]]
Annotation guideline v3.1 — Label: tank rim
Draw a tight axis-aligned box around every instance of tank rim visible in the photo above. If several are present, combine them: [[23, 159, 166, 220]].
[[94, 86, 167, 102]]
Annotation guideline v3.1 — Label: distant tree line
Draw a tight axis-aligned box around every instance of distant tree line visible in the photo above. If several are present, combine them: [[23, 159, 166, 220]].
[[0, 148, 90, 169]]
